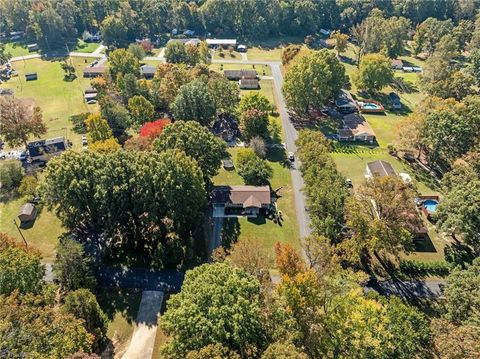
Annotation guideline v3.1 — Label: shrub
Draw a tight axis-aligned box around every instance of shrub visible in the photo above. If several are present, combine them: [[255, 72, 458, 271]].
[[398, 260, 452, 278], [18, 175, 38, 198], [0, 160, 24, 191]]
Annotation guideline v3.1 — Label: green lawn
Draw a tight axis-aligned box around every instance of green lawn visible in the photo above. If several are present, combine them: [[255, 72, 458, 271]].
[[0, 194, 63, 261], [2, 57, 98, 149], [4, 42, 35, 57], [96, 288, 142, 357], [213, 146, 301, 266], [72, 40, 101, 53], [246, 47, 282, 62], [211, 50, 243, 61]]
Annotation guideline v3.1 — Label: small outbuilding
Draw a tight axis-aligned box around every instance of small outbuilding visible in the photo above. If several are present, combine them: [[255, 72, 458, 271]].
[[25, 72, 37, 81], [335, 89, 357, 113], [18, 203, 37, 223], [206, 39, 237, 48], [237, 44, 248, 52], [365, 160, 397, 179], [239, 78, 259, 89], [84, 87, 98, 101], [27, 43, 39, 52], [140, 64, 156, 79]]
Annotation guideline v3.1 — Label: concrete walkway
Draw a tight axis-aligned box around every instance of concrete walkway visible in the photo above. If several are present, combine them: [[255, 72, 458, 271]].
[[122, 290, 164, 359], [10, 54, 41, 62], [92, 44, 106, 55]]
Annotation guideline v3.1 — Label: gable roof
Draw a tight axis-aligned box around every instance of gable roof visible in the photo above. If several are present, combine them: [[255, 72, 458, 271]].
[[212, 186, 271, 208], [341, 113, 375, 137], [367, 160, 397, 177]]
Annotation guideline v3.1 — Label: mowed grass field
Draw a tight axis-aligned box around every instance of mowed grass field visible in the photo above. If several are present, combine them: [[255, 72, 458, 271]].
[[2, 57, 98, 149]]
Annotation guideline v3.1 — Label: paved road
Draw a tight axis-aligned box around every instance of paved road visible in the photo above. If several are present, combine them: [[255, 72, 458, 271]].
[[209, 216, 224, 260], [122, 290, 164, 359]]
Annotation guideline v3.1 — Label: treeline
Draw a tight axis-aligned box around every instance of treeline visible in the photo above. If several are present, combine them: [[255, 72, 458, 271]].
[[1, 0, 478, 48]]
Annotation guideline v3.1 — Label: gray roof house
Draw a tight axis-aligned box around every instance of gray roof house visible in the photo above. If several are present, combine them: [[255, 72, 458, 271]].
[[365, 160, 397, 179]]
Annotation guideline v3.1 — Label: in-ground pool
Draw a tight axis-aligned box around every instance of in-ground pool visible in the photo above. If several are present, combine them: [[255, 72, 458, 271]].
[[423, 199, 438, 213], [362, 103, 382, 109]]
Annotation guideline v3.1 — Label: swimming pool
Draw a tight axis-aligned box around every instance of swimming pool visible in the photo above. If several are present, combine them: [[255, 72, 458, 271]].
[[423, 199, 438, 213], [362, 103, 381, 109]]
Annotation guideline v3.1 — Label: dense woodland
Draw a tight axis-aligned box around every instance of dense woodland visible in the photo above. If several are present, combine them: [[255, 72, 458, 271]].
[[1, 0, 480, 49]]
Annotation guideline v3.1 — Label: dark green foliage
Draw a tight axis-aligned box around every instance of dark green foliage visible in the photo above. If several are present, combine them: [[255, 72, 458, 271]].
[[154, 120, 227, 181], [69, 113, 90, 134], [240, 109, 269, 141], [171, 79, 216, 125], [0, 160, 24, 191], [63, 289, 108, 350], [398, 260, 452, 278], [161, 263, 264, 357], [237, 149, 273, 186], [53, 238, 96, 292]]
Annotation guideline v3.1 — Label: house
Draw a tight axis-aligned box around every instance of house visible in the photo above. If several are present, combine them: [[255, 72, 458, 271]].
[[84, 87, 98, 101], [27, 137, 68, 162], [206, 39, 237, 48], [338, 113, 376, 143], [335, 89, 357, 113], [212, 185, 272, 218], [391, 59, 403, 70], [167, 38, 201, 46], [365, 160, 397, 179], [25, 72, 37, 81], [239, 78, 259, 89], [27, 43, 38, 52], [140, 64, 156, 79], [388, 92, 402, 110], [224, 69, 257, 81], [211, 113, 240, 142], [83, 66, 106, 78], [18, 203, 37, 223]]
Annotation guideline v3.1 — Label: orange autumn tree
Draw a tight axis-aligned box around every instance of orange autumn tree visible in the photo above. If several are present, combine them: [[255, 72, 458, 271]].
[[274, 242, 305, 277], [139, 118, 171, 139]]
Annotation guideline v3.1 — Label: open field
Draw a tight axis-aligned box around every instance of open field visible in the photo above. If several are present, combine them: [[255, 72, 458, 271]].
[[2, 57, 97, 149], [72, 40, 101, 53], [213, 146, 301, 265], [4, 41, 36, 57], [246, 47, 282, 62]]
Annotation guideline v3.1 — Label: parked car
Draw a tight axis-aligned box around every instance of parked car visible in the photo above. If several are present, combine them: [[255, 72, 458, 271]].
[[82, 135, 88, 146], [288, 152, 295, 162], [388, 92, 402, 110], [19, 151, 27, 161], [86, 99, 97, 105]]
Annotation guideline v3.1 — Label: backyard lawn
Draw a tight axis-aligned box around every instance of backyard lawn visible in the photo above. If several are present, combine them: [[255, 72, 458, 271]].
[[4, 41, 36, 57], [72, 40, 101, 53], [213, 146, 301, 265]]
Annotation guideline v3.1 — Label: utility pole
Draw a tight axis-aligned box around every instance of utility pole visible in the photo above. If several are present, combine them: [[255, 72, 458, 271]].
[[13, 219, 28, 250]]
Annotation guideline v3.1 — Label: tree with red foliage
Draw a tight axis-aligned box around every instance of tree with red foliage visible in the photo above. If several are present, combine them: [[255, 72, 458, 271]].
[[139, 118, 171, 139]]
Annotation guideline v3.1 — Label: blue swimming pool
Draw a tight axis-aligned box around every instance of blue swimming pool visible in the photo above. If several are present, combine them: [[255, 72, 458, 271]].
[[362, 103, 381, 109], [423, 199, 438, 213]]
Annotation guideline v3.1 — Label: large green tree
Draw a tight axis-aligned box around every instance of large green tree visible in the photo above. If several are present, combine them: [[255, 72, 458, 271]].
[[240, 109, 269, 141], [161, 263, 264, 358], [0, 233, 43, 295], [128, 95, 155, 127], [353, 53, 394, 92], [108, 48, 140, 80], [171, 79, 216, 125], [154, 120, 226, 181], [283, 49, 345, 113], [237, 149, 273, 186]]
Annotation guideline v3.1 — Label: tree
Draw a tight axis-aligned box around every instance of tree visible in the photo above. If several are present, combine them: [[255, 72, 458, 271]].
[[240, 109, 269, 141], [151, 64, 192, 107], [0, 42, 11, 64], [394, 113, 426, 159], [18, 175, 38, 198], [108, 48, 140, 80], [0, 95, 46, 149], [342, 176, 420, 262], [128, 43, 146, 60], [85, 113, 113, 143], [238, 92, 272, 114], [88, 138, 121, 153], [281, 45, 302, 65], [53, 238, 96, 292], [120, 73, 140, 101], [274, 242, 305, 278], [69, 113, 90, 134], [165, 41, 188, 63], [283, 49, 345, 113], [443, 258, 480, 325], [171, 79, 216, 125], [208, 74, 240, 113], [228, 238, 270, 282], [160, 263, 264, 358], [128, 95, 155, 127], [99, 96, 130, 136], [0, 160, 24, 191], [431, 318, 480, 359], [186, 344, 240, 359], [139, 118, 171, 139], [0, 234, 43, 295], [61, 60, 76, 80], [330, 30, 349, 56], [0, 291, 93, 358], [237, 149, 272, 186], [250, 136, 267, 158], [261, 343, 307, 359], [353, 53, 394, 92], [63, 289, 108, 350], [154, 120, 226, 181], [413, 17, 454, 56], [469, 48, 480, 85]]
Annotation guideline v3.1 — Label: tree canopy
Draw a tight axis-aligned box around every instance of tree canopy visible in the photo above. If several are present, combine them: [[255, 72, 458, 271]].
[[171, 79, 216, 125]]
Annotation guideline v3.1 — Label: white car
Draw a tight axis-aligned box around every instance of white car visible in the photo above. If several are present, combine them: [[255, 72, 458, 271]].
[[288, 152, 295, 162], [86, 99, 97, 105]]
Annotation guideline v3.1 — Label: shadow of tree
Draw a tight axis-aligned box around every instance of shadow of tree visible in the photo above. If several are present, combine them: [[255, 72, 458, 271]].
[[96, 287, 142, 324], [221, 218, 240, 249]]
